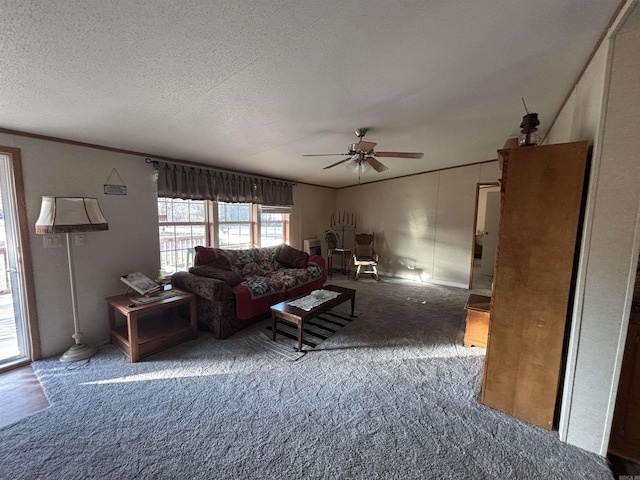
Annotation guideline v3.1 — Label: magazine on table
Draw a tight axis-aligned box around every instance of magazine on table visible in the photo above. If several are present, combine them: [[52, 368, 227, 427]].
[[128, 289, 184, 306], [120, 272, 162, 296]]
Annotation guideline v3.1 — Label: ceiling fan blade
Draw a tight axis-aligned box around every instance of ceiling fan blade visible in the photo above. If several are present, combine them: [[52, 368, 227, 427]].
[[323, 158, 352, 169], [375, 151, 424, 159], [357, 141, 377, 153], [302, 153, 348, 157], [367, 157, 388, 173]]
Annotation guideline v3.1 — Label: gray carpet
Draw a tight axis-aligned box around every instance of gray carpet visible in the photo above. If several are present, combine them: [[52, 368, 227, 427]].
[[0, 278, 612, 479]]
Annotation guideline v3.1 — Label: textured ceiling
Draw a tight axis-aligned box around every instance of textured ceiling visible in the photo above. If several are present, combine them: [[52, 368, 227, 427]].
[[0, 1, 622, 188]]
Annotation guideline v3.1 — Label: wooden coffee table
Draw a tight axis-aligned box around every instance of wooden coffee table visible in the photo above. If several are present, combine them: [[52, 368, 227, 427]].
[[270, 285, 356, 352]]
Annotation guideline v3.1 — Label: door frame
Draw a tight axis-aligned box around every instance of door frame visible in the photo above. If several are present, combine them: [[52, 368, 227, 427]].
[[468, 182, 500, 289], [0, 146, 41, 369]]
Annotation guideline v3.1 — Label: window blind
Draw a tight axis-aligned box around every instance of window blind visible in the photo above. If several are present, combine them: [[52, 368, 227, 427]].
[[260, 205, 292, 215]]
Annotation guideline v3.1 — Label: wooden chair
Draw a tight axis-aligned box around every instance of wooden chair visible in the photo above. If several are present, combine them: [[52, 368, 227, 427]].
[[353, 233, 380, 281]]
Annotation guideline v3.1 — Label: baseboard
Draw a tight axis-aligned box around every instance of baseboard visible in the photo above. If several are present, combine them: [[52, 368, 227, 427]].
[[377, 270, 469, 290], [422, 278, 469, 289]]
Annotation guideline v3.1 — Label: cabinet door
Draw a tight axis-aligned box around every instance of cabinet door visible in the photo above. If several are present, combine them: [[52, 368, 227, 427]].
[[480, 142, 588, 429]]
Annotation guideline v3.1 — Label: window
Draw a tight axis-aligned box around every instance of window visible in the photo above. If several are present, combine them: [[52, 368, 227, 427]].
[[158, 198, 208, 275], [216, 202, 252, 249], [158, 199, 290, 274], [259, 206, 289, 247]]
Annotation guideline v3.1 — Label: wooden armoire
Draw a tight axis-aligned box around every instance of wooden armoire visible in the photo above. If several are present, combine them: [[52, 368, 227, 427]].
[[480, 141, 589, 430]]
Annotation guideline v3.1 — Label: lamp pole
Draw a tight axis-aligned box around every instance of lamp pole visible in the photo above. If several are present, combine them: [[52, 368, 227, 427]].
[[59, 232, 96, 362]]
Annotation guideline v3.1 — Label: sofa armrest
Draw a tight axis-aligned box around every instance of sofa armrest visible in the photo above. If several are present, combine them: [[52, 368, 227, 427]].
[[309, 254, 326, 270], [171, 271, 240, 338], [309, 254, 327, 285], [171, 271, 234, 302]]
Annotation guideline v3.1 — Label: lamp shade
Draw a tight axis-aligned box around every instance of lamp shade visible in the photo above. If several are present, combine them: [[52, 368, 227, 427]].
[[35, 197, 109, 234]]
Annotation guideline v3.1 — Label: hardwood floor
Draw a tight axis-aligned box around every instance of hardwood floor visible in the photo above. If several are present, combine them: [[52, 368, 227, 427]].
[[0, 365, 49, 429]]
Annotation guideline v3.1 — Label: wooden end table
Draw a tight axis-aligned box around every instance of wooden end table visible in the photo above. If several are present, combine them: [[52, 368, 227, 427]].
[[106, 288, 197, 363], [270, 285, 356, 352], [327, 248, 352, 280], [463, 293, 491, 348]]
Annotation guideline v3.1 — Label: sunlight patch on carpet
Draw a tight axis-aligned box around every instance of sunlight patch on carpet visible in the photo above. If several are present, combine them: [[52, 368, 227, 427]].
[[80, 366, 233, 385]]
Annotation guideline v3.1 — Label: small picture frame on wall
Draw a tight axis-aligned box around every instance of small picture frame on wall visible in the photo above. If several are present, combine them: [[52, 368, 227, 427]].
[[104, 184, 127, 195]]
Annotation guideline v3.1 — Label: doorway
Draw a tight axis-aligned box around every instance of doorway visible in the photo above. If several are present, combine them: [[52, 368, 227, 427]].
[[469, 183, 500, 291], [0, 147, 39, 370]]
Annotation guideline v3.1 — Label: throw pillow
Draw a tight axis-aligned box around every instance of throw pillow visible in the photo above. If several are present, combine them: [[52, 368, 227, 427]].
[[194, 246, 217, 266], [194, 246, 234, 270], [189, 265, 244, 286], [276, 244, 309, 269], [206, 256, 233, 270]]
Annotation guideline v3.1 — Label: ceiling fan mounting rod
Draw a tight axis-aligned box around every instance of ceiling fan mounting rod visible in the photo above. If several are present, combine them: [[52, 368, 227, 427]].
[[354, 128, 368, 138]]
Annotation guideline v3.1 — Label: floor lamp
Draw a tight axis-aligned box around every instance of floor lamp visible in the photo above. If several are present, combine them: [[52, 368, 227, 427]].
[[35, 196, 109, 362]]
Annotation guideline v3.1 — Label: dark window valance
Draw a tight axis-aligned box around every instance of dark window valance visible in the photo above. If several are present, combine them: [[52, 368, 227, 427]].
[[156, 162, 293, 206]]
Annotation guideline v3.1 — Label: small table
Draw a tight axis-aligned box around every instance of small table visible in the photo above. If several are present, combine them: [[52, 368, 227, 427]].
[[106, 288, 197, 362], [270, 285, 356, 352], [463, 294, 491, 348], [328, 248, 351, 280]]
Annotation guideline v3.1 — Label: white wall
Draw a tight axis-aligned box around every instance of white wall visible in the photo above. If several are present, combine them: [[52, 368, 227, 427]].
[[551, 0, 640, 455], [336, 162, 500, 287], [570, 15, 640, 455], [544, 92, 576, 146], [337, 175, 439, 281], [433, 167, 481, 286], [290, 183, 336, 254]]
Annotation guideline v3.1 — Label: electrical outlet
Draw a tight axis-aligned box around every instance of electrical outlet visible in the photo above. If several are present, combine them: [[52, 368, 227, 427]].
[[43, 234, 61, 248], [74, 234, 86, 247]]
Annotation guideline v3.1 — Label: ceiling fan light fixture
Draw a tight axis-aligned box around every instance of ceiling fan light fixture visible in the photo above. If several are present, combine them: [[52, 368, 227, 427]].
[[346, 156, 372, 172]]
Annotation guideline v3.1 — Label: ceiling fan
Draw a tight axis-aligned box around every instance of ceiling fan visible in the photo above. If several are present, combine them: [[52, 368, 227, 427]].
[[303, 128, 424, 177]]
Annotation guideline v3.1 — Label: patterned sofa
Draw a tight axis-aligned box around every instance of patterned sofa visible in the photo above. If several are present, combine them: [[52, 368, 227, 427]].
[[171, 244, 327, 338]]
